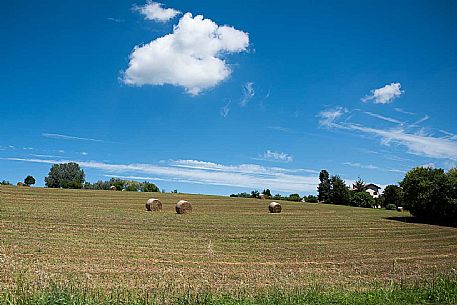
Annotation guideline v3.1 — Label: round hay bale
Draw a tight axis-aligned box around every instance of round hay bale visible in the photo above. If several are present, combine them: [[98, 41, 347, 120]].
[[145, 198, 162, 211], [269, 202, 282, 213], [176, 200, 192, 214]]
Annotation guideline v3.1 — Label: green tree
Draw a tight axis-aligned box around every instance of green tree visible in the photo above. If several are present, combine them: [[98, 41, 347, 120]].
[[143, 181, 159, 192], [317, 170, 331, 202], [45, 163, 85, 189], [305, 195, 318, 203], [251, 190, 260, 199], [447, 167, 457, 199], [353, 178, 366, 192], [349, 191, 375, 208], [288, 193, 301, 202], [273, 193, 282, 200], [262, 189, 272, 198], [0, 180, 12, 186], [109, 178, 124, 191], [125, 181, 140, 192], [329, 175, 350, 205], [24, 175, 36, 187], [382, 185, 404, 208], [400, 167, 452, 223]]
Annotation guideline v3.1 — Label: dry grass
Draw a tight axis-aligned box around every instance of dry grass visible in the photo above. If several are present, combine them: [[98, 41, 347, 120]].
[[0, 186, 456, 294]]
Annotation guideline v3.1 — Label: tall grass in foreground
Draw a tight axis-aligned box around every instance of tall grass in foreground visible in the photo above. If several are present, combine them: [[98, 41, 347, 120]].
[[1, 275, 456, 305]]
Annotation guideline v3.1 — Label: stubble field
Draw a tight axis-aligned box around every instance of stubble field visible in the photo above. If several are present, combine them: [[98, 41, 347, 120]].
[[0, 185, 456, 303]]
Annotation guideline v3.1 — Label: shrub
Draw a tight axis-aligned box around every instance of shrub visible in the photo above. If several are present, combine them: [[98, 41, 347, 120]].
[[288, 193, 301, 202], [400, 167, 456, 225], [349, 191, 375, 208], [305, 195, 318, 203], [385, 203, 397, 210]]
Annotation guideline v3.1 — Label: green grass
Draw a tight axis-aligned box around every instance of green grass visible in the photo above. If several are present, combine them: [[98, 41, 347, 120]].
[[1, 185, 457, 303], [1, 275, 456, 304]]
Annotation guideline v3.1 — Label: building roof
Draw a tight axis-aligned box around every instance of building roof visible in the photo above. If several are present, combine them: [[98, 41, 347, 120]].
[[365, 183, 381, 190]]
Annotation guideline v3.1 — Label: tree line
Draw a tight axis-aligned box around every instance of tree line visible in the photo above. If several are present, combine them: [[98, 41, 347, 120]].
[[317, 167, 457, 225], [40, 162, 160, 192], [230, 188, 318, 202]]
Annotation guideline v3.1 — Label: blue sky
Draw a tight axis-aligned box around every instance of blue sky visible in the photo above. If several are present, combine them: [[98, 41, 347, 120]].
[[1, 0, 456, 195]]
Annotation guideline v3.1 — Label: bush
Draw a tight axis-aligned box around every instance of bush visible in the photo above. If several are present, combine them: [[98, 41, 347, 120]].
[[0, 180, 12, 186], [401, 167, 456, 225], [288, 193, 302, 202], [349, 191, 375, 208], [305, 195, 318, 203], [385, 203, 397, 210]]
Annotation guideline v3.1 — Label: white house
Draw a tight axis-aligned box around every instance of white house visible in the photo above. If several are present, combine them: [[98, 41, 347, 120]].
[[351, 183, 381, 198], [364, 183, 381, 198]]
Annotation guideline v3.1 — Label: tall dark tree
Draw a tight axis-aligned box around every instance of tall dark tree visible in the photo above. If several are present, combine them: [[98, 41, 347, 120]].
[[45, 162, 85, 189], [317, 170, 331, 202], [329, 175, 350, 205], [263, 189, 272, 198], [24, 175, 36, 186], [382, 185, 404, 208], [353, 178, 366, 192]]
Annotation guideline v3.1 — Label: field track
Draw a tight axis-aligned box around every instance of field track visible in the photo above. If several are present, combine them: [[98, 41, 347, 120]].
[[1, 186, 456, 292]]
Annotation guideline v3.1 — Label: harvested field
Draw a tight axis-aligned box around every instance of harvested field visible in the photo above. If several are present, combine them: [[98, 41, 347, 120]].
[[0, 186, 456, 294]]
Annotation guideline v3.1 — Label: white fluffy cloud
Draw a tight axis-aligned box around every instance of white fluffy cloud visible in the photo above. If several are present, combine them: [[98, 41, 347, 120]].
[[134, 1, 180, 22], [123, 13, 250, 95], [362, 83, 404, 104]]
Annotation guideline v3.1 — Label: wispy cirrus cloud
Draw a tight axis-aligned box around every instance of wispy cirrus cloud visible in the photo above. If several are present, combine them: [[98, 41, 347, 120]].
[[133, 1, 180, 22], [343, 161, 406, 174], [394, 108, 415, 115], [343, 162, 379, 170], [255, 150, 293, 163], [2, 157, 321, 193], [266, 126, 293, 133], [363, 111, 403, 124], [42, 133, 105, 143], [411, 115, 429, 126], [362, 83, 404, 104], [318, 107, 457, 161], [220, 100, 231, 118], [240, 82, 255, 107], [106, 17, 124, 23], [317, 106, 348, 127]]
